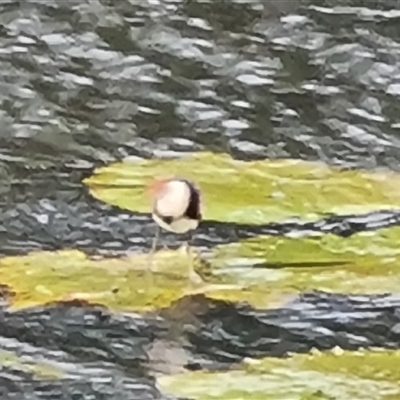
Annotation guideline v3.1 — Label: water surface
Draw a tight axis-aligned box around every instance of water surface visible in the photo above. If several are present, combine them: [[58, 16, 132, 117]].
[[1, 0, 400, 399]]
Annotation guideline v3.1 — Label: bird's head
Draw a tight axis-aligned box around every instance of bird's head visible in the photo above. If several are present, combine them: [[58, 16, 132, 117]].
[[146, 176, 199, 220]]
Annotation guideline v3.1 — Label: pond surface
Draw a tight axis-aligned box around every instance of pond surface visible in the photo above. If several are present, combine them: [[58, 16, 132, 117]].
[[1, 0, 400, 399]]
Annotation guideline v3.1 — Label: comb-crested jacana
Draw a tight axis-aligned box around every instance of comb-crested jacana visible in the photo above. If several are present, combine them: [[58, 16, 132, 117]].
[[147, 177, 202, 283]]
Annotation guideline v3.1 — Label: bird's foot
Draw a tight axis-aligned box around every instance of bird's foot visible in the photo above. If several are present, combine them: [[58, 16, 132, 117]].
[[188, 268, 204, 287]]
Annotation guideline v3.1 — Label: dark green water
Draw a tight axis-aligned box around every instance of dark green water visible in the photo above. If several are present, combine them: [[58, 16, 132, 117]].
[[1, 1, 400, 399]]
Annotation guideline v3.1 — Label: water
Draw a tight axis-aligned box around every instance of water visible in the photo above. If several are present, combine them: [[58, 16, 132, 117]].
[[1, 0, 400, 399]]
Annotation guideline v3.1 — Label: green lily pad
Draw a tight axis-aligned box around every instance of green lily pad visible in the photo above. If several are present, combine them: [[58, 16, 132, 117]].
[[206, 226, 400, 307], [0, 247, 191, 310], [158, 349, 400, 400], [0, 247, 244, 311], [84, 152, 400, 224], [2, 226, 400, 311]]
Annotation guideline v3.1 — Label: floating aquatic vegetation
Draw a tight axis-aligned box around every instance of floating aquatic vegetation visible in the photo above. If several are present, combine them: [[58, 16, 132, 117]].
[[84, 151, 400, 225], [158, 349, 400, 400], [209, 226, 400, 306], [0, 247, 243, 311], [1, 226, 400, 310], [1, 152, 399, 310]]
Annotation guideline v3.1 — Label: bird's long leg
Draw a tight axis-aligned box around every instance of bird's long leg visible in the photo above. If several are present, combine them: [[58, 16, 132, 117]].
[[146, 225, 160, 288], [185, 234, 202, 287]]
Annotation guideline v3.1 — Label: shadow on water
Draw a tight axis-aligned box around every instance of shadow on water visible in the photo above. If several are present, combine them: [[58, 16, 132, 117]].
[[1, 0, 400, 398]]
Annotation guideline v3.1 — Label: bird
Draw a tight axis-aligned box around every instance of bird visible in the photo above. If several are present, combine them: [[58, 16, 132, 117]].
[[146, 177, 202, 285]]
